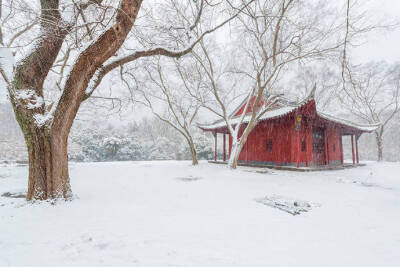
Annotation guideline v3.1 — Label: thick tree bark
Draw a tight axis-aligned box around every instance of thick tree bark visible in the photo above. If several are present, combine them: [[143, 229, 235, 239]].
[[25, 128, 70, 199], [8, 0, 142, 200], [8, 0, 70, 200], [11, 98, 71, 200]]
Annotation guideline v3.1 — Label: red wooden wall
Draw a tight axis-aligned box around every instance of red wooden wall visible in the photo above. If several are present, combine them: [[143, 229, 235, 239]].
[[325, 126, 342, 164], [227, 116, 343, 166]]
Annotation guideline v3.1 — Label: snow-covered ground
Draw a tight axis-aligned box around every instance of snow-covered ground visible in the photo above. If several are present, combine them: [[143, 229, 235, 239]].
[[0, 161, 399, 267]]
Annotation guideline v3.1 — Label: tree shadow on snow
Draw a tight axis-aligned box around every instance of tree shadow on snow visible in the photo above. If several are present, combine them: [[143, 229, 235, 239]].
[[176, 175, 203, 182], [1, 192, 27, 199]]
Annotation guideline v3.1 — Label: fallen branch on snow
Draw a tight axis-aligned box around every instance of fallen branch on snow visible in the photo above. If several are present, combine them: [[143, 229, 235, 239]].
[[256, 195, 318, 215]]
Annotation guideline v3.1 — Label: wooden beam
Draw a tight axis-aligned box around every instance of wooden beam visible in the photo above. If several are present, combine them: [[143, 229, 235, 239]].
[[351, 134, 355, 166], [223, 134, 226, 162]]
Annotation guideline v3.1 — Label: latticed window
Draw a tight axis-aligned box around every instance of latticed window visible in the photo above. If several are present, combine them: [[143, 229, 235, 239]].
[[266, 139, 272, 152]]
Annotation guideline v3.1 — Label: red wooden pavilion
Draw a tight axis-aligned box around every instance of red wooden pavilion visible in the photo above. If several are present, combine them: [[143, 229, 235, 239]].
[[200, 95, 379, 168]]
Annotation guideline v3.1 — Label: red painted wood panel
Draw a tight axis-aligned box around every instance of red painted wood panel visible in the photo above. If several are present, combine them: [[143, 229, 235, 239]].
[[237, 117, 295, 164], [226, 100, 346, 166], [326, 127, 342, 163]]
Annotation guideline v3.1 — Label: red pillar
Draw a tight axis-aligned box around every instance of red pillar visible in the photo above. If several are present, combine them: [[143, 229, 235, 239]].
[[305, 124, 309, 167], [214, 132, 217, 162], [277, 130, 281, 167], [245, 141, 248, 164], [356, 134, 359, 164], [228, 134, 232, 158], [223, 134, 226, 162], [324, 128, 329, 165], [340, 135, 344, 165], [296, 130, 301, 168], [351, 134, 355, 166]]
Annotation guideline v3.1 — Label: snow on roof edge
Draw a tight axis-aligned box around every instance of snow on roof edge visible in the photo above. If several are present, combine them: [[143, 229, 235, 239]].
[[199, 99, 380, 133], [198, 104, 298, 130], [317, 112, 380, 132]]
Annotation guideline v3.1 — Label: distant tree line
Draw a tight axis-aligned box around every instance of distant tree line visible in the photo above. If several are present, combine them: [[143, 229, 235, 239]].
[[68, 117, 214, 163]]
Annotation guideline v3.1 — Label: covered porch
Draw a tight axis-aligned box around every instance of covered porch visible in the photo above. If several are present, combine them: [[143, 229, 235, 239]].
[[209, 129, 363, 169]]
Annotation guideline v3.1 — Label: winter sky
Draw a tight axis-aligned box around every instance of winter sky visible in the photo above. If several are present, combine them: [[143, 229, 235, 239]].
[[1, 0, 399, 104]]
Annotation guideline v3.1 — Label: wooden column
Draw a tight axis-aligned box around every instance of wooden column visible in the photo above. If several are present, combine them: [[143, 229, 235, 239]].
[[223, 134, 226, 162], [324, 128, 329, 165], [214, 132, 217, 162], [228, 134, 232, 158], [245, 141, 249, 164], [351, 134, 355, 166], [277, 128, 281, 167], [305, 123, 309, 167], [339, 134, 344, 165], [356, 134, 359, 165], [296, 129, 301, 168]]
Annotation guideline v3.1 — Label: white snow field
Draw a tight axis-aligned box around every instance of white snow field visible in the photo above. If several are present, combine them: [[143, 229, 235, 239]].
[[0, 161, 399, 267]]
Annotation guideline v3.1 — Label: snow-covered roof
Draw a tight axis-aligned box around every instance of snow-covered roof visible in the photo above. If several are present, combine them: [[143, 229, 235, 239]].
[[199, 98, 380, 133], [199, 105, 298, 130], [317, 112, 380, 132]]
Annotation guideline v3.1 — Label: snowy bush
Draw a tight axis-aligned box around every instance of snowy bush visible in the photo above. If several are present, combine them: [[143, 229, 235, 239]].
[[193, 134, 214, 160], [148, 137, 176, 160], [71, 130, 145, 162]]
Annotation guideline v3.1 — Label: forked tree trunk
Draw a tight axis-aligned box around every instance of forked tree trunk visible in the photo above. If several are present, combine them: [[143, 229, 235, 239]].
[[228, 140, 245, 169], [7, 0, 142, 201], [228, 122, 256, 169], [13, 106, 71, 200]]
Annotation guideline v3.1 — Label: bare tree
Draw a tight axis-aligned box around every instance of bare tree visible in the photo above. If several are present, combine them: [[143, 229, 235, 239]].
[[340, 62, 400, 161], [0, 0, 250, 200], [339, 0, 399, 161], [134, 57, 201, 165], [188, 0, 350, 168], [283, 63, 342, 112]]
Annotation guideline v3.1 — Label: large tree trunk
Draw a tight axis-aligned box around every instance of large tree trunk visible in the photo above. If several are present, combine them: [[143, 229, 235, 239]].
[[12, 104, 71, 200], [7, 0, 142, 201], [26, 131, 71, 200]]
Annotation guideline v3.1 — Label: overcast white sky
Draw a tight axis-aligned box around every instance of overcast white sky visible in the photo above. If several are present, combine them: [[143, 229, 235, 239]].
[[352, 0, 400, 63], [1, 0, 399, 105]]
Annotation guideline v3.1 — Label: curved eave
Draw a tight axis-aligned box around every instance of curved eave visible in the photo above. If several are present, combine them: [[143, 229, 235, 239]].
[[198, 97, 380, 134], [317, 112, 380, 133], [198, 105, 298, 132]]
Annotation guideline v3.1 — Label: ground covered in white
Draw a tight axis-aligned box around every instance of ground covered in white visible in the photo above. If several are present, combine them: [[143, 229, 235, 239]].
[[0, 161, 399, 267]]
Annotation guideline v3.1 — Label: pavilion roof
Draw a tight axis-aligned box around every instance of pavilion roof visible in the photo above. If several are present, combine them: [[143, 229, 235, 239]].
[[198, 97, 380, 133]]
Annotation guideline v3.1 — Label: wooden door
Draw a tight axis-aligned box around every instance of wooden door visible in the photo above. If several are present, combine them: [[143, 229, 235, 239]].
[[312, 127, 326, 165]]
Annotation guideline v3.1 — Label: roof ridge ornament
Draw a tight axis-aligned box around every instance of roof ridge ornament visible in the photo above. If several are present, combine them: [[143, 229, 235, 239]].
[[304, 83, 316, 102], [297, 83, 316, 106]]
